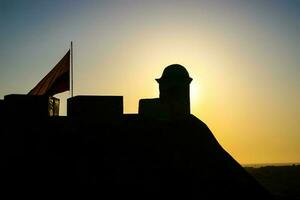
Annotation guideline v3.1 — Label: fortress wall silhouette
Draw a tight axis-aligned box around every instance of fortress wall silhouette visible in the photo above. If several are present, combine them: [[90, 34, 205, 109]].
[[0, 99, 3, 115], [67, 95, 123, 120], [4, 94, 59, 117], [0, 65, 272, 199]]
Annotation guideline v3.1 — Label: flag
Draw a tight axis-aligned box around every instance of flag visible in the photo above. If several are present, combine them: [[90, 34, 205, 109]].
[[28, 50, 70, 96]]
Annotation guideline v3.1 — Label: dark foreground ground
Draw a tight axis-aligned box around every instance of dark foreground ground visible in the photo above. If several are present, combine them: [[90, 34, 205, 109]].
[[245, 165, 300, 200]]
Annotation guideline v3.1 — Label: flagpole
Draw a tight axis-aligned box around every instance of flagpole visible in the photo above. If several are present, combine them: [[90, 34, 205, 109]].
[[71, 41, 74, 97]]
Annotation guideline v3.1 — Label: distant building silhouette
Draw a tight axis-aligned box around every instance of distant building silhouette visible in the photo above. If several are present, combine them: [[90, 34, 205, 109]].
[[139, 64, 192, 120]]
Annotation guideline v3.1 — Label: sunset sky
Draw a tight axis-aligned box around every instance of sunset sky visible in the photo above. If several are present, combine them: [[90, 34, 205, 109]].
[[1, 0, 299, 164]]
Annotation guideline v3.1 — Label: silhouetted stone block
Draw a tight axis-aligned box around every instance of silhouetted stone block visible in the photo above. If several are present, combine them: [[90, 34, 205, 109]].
[[67, 95, 123, 120], [4, 94, 59, 117], [0, 99, 3, 113], [139, 98, 169, 120]]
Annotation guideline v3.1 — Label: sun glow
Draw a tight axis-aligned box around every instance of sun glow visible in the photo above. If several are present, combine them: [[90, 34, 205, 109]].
[[190, 80, 201, 107]]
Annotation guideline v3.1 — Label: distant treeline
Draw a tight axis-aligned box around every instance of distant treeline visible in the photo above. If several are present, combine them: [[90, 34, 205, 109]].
[[245, 165, 300, 199]]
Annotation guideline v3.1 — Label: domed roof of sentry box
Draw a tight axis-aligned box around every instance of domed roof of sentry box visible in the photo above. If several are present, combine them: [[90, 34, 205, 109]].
[[156, 64, 192, 83]]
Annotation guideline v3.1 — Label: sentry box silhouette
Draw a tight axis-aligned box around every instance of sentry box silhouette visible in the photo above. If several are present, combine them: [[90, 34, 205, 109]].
[[139, 64, 192, 120]]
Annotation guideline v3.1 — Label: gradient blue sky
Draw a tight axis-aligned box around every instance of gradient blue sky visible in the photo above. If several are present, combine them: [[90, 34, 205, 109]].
[[0, 0, 299, 164]]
